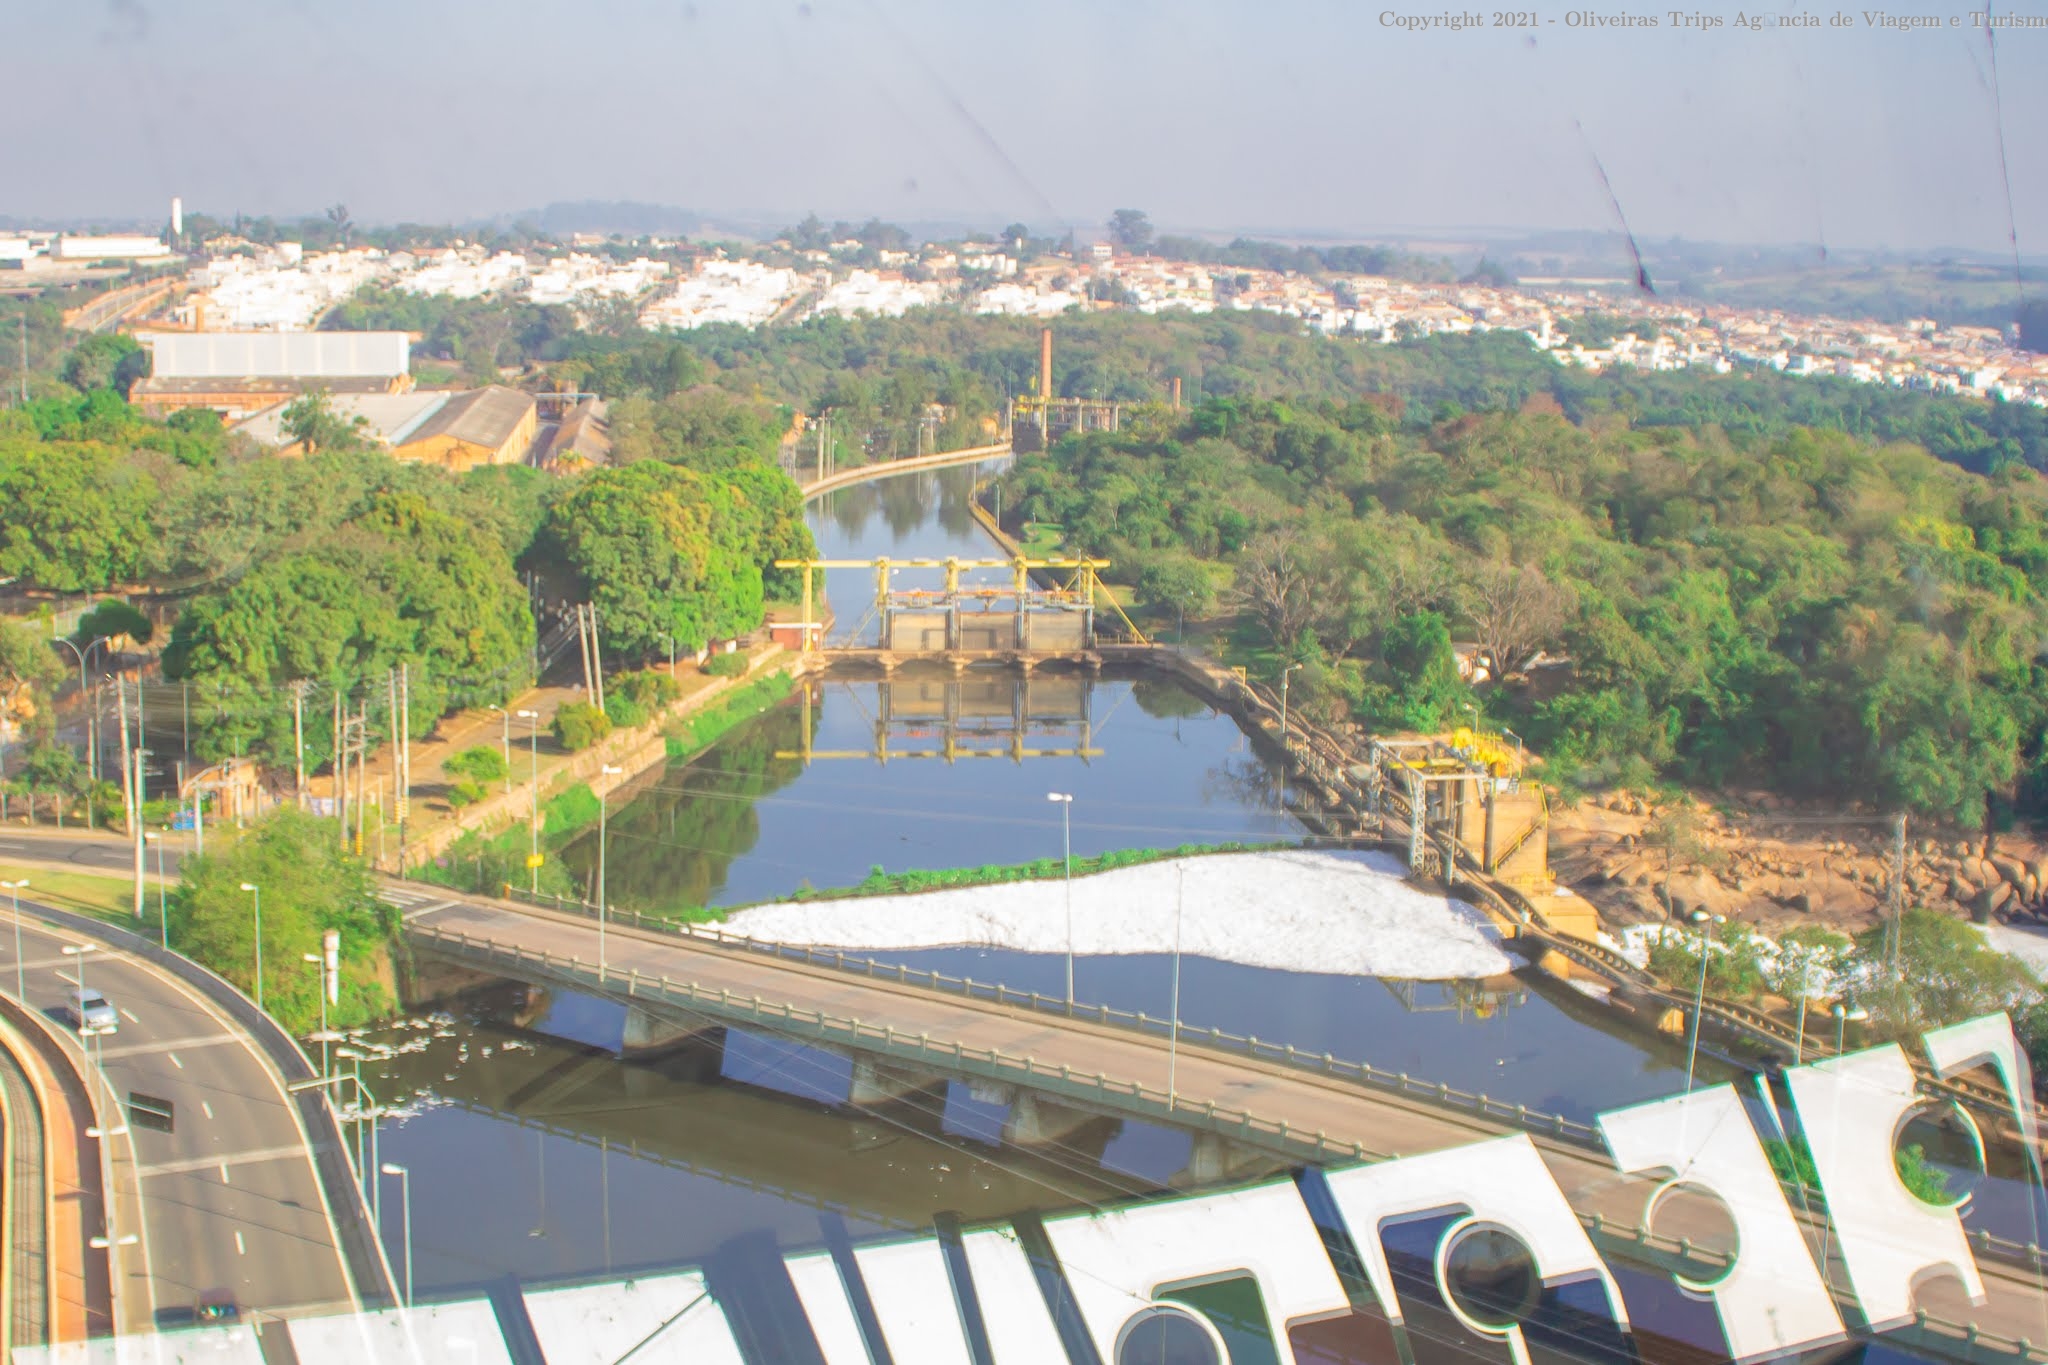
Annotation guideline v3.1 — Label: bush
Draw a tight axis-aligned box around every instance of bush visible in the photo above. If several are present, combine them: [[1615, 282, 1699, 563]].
[[446, 778, 486, 809], [615, 668, 681, 709], [704, 651, 748, 678], [444, 745, 507, 784], [604, 694, 649, 730], [552, 702, 613, 752]]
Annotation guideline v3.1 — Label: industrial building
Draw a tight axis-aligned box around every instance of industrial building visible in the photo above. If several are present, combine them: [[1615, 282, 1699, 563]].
[[131, 330, 413, 419], [233, 385, 539, 471]]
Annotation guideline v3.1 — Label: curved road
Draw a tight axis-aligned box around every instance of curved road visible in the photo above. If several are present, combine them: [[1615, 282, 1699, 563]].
[[0, 884, 356, 1327]]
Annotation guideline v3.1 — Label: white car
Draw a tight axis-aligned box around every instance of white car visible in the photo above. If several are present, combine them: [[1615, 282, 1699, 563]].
[[71, 988, 119, 1035]]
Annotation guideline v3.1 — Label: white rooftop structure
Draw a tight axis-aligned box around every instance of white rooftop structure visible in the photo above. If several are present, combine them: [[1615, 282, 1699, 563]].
[[139, 330, 410, 379]]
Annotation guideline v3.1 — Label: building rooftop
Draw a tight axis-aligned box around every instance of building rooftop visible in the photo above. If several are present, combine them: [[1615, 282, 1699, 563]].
[[404, 385, 534, 451]]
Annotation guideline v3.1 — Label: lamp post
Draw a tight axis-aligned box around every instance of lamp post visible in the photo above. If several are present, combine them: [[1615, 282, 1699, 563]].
[[381, 1162, 413, 1309], [143, 833, 167, 948], [1682, 909, 1724, 1092], [598, 764, 623, 975], [52, 635, 110, 784], [302, 951, 331, 1076], [1046, 792, 1074, 1005], [1832, 1002, 1868, 1056], [62, 943, 105, 1068], [487, 706, 511, 796], [517, 710, 540, 893], [240, 882, 262, 1010], [1169, 863, 1184, 1105], [1, 879, 26, 999]]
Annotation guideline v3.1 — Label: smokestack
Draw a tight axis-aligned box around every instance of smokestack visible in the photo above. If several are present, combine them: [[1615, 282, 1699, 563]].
[[171, 196, 183, 240], [1171, 376, 1182, 409], [1039, 327, 1053, 399]]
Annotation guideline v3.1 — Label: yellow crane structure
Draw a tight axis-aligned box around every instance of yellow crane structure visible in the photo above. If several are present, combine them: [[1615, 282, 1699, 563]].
[[772, 555, 1149, 655]]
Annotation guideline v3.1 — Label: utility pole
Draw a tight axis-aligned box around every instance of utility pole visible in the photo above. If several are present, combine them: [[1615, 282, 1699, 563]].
[[132, 748, 147, 921], [1889, 812, 1907, 974], [333, 690, 348, 846], [115, 677, 135, 839], [398, 663, 411, 874], [589, 606, 604, 712], [291, 682, 307, 808], [18, 315, 26, 406]]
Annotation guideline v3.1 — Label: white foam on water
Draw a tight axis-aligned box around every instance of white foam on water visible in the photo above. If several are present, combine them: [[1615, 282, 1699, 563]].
[[720, 849, 1515, 980]]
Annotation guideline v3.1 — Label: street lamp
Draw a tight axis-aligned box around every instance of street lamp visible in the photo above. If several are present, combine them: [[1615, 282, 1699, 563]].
[[1278, 663, 1302, 749], [240, 882, 262, 1010], [303, 951, 331, 1075], [1169, 863, 1185, 1105], [517, 710, 540, 894], [1832, 1002, 1869, 1055], [380, 1162, 413, 1309], [1046, 792, 1074, 1005], [487, 706, 511, 796], [1682, 909, 1725, 1092], [1, 879, 26, 1000], [62, 943, 105, 1068], [51, 635, 111, 783], [143, 833, 167, 948], [598, 764, 623, 974]]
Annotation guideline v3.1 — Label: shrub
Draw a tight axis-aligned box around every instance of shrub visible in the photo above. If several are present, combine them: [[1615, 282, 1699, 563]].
[[604, 694, 649, 730], [446, 778, 486, 809], [444, 745, 507, 784], [552, 702, 613, 752], [615, 668, 681, 709], [704, 651, 748, 678]]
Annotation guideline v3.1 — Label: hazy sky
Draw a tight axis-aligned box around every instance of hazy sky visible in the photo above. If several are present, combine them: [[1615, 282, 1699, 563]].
[[10, 0, 2044, 252]]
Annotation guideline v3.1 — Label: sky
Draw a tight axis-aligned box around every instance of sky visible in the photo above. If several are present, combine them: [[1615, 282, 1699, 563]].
[[8, 0, 2045, 253]]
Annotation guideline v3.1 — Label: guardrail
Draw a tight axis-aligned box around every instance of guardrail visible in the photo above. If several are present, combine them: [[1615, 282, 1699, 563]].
[[13, 900, 398, 1310], [404, 903, 1603, 1148]]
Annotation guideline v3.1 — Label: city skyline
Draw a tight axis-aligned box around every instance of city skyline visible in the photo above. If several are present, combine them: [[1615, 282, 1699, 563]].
[[10, 0, 2043, 254]]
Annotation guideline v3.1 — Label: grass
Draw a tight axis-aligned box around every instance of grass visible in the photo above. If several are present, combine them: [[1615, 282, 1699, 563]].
[[666, 672, 796, 760], [0, 861, 171, 927], [777, 840, 1301, 903]]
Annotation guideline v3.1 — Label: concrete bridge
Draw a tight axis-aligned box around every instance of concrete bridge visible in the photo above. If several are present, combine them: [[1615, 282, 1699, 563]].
[[795, 442, 1013, 501], [378, 880, 2048, 1340]]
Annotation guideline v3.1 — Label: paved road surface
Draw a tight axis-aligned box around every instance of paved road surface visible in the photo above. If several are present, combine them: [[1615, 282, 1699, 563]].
[[0, 903, 357, 1328], [399, 883, 2048, 1347], [0, 829, 183, 880]]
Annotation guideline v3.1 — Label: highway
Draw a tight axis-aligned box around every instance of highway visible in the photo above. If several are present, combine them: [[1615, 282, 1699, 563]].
[[0, 897, 358, 1328]]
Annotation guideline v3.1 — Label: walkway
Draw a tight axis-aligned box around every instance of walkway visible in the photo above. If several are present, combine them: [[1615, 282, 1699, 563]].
[[796, 442, 1011, 500]]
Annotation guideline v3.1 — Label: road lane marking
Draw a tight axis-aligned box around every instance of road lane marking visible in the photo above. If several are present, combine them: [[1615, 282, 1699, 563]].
[[220, 1163, 231, 1184], [201, 1100, 213, 1120], [98, 1034, 239, 1060], [235, 1231, 245, 1256], [120, 1008, 139, 1024], [137, 1145, 311, 1178], [168, 1052, 183, 1069]]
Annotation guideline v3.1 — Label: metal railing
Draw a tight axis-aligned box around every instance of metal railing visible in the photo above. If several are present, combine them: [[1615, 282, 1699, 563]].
[[405, 906, 1602, 1148]]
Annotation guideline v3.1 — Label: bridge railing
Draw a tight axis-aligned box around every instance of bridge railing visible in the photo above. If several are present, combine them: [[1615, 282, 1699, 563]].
[[426, 886, 1603, 1147]]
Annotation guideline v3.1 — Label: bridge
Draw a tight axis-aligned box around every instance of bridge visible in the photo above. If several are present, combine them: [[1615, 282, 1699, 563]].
[[379, 878, 2048, 1351], [795, 441, 1013, 501]]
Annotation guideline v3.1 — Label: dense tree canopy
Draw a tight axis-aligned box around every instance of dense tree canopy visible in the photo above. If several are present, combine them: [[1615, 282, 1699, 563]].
[[1007, 396, 2048, 828]]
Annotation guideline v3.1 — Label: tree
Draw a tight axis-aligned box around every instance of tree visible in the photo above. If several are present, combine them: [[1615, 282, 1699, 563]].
[[0, 621, 64, 738], [443, 745, 508, 785], [61, 334, 146, 396], [1107, 209, 1153, 254], [325, 203, 353, 246], [552, 702, 612, 752], [171, 808, 397, 1033], [280, 389, 370, 455], [75, 599, 152, 649], [1375, 611, 1468, 731], [1460, 561, 1574, 681]]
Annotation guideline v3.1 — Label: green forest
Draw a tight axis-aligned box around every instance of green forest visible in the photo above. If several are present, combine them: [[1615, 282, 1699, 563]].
[[0, 356, 812, 782], [1002, 394, 2048, 830]]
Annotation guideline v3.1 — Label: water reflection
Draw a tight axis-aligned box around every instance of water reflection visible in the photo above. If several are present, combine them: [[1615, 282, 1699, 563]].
[[562, 667, 1302, 912]]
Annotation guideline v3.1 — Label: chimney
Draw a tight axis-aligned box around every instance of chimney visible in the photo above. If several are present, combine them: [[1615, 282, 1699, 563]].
[[171, 196, 183, 239], [1039, 327, 1053, 399], [1171, 376, 1182, 409]]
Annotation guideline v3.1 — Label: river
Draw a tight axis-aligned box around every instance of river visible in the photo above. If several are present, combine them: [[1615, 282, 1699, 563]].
[[366, 463, 1939, 1317]]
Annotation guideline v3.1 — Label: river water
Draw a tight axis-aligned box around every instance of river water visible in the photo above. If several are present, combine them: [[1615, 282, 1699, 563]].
[[366, 463, 2009, 1324]]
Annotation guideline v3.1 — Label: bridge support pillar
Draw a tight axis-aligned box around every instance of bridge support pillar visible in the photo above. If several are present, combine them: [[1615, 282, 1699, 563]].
[[1001, 1092, 1098, 1147], [1176, 1132, 1276, 1189], [623, 1007, 720, 1059], [848, 1058, 944, 1107]]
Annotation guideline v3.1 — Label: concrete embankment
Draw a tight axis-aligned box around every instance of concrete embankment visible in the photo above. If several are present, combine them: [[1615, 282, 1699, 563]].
[[409, 645, 799, 868]]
